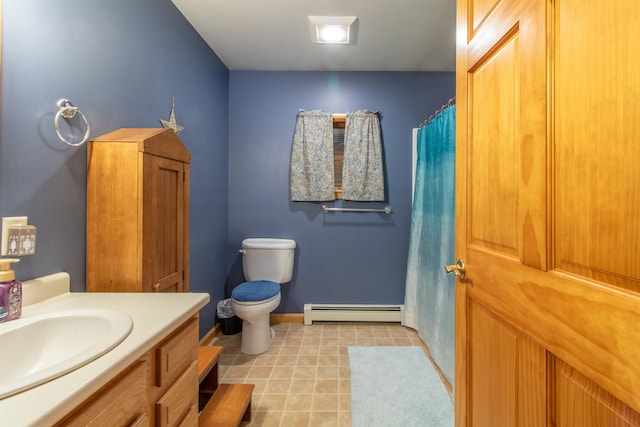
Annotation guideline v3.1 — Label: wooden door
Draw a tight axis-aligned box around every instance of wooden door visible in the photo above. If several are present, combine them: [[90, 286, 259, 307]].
[[143, 154, 187, 292], [455, 0, 640, 425]]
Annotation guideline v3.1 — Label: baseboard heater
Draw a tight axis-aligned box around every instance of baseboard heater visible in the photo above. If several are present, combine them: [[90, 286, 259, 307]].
[[303, 304, 404, 325]]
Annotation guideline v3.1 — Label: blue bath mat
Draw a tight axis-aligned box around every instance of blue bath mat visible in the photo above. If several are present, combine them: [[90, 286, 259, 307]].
[[348, 346, 454, 427]]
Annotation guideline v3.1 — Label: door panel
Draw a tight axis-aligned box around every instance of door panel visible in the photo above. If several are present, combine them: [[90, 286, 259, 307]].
[[469, 33, 519, 258], [554, 1, 640, 292], [465, 0, 548, 271], [554, 359, 640, 427], [469, 300, 518, 426], [468, 301, 546, 426]]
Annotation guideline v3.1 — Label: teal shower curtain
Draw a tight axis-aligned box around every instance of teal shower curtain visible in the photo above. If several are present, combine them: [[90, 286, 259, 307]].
[[404, 104, 456, 385]]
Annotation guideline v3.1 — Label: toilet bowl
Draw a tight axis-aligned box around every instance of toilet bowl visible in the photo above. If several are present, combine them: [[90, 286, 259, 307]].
[[231, 283, 281, 355], [231, 238, 296, 355]]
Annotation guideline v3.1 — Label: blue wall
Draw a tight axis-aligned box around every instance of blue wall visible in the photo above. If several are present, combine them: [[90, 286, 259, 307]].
[[0, 1, 229, 336], [2, 3, 456, 335], [227, 71, 455, 312]]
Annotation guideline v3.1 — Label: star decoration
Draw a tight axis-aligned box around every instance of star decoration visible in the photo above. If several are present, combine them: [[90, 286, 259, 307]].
[[160, 96, 184, 135]]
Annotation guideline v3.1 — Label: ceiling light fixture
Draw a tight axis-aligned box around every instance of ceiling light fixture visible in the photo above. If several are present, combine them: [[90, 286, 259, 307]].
[[308, 16, 357, 44]]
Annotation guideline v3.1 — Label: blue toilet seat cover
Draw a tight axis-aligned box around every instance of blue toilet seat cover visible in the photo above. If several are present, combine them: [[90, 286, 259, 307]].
[[232, 280, 281, 302]]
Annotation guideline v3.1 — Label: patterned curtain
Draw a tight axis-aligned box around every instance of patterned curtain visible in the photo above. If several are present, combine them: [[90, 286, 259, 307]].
[[342, 110, 385, 201], [290, 110, 335, 201]]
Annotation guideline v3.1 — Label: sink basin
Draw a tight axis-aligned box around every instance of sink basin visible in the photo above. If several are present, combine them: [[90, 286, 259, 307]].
[[0, 308, 133, 399]]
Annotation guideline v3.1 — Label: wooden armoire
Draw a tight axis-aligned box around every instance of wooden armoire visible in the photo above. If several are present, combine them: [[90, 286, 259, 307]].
[[86, 128, 191, 293], [455, 0, 640, 426]]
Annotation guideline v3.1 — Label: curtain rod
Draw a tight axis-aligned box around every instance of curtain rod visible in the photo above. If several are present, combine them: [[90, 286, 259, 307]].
[[331, 110, 380, 117], [297, 111, 380, 117], [419, 96, 456, 127]]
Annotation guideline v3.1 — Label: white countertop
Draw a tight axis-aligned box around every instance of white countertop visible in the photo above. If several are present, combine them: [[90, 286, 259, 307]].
[[0, 275, 210, 426]]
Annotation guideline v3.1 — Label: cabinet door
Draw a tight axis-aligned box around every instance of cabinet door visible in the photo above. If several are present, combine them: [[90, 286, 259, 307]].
[[56, 358, 149, 426], [456, 0, 640, 425], [142, 154, 187, 292]]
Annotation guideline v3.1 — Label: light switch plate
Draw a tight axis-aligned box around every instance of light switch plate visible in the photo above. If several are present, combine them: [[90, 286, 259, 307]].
[[1, 217, 28, 256]]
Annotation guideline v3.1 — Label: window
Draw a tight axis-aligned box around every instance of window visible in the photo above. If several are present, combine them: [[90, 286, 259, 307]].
[[290, 110, 383, 202], [333, 115, 346, 199]]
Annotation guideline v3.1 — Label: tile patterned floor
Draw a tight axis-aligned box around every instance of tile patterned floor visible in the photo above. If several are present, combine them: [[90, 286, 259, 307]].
[[209, 322, 426, 427]]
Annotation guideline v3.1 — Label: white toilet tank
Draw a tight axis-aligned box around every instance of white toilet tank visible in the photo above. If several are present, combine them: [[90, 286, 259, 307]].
[[241, 238, 296, 283]]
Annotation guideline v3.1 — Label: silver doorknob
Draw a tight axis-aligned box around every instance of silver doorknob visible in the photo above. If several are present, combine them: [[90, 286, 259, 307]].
[[444, 259, 466, 279]]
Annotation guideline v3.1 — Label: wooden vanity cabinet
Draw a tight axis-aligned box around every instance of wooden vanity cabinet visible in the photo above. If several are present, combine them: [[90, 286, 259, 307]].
[[56, 316, 199, 427], [86, 128, 191, 293]]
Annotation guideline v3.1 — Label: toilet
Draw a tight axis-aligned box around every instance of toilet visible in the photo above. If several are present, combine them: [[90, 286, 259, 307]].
[[231, 238, 296, 355]]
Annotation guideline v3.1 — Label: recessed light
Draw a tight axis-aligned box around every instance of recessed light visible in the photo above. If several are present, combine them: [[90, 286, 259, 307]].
[[308, 16, 357, 44], [318, 25, 348, 43]]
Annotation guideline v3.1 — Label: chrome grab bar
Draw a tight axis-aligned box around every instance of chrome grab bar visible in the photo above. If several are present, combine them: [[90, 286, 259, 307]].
[[321, 204, 393, 215]]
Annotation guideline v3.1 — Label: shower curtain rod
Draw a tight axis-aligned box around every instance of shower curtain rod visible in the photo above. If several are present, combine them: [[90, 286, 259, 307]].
[[419, 96, 456, 127]]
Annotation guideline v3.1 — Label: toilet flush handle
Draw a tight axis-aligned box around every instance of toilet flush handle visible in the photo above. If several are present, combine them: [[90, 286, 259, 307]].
[[239, 249, 247, 255]]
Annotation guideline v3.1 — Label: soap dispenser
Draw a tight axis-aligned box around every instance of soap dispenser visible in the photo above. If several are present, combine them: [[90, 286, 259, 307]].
[[0, 258, 22, 323]]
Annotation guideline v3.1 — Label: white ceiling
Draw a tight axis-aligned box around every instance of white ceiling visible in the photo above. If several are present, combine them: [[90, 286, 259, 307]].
[[171, 0, 456, 72]]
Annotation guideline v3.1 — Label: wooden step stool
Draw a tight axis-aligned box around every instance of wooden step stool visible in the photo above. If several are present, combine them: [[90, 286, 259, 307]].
[[198, 346, 255, 427]]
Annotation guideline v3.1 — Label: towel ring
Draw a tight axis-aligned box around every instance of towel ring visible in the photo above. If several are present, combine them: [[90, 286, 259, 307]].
[[54, 99, 91, 147]]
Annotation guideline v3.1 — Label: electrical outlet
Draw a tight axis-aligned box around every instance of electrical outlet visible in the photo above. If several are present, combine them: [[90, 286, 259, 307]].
[[7, 225, 37, 255], [1, 217, 28, 256]]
